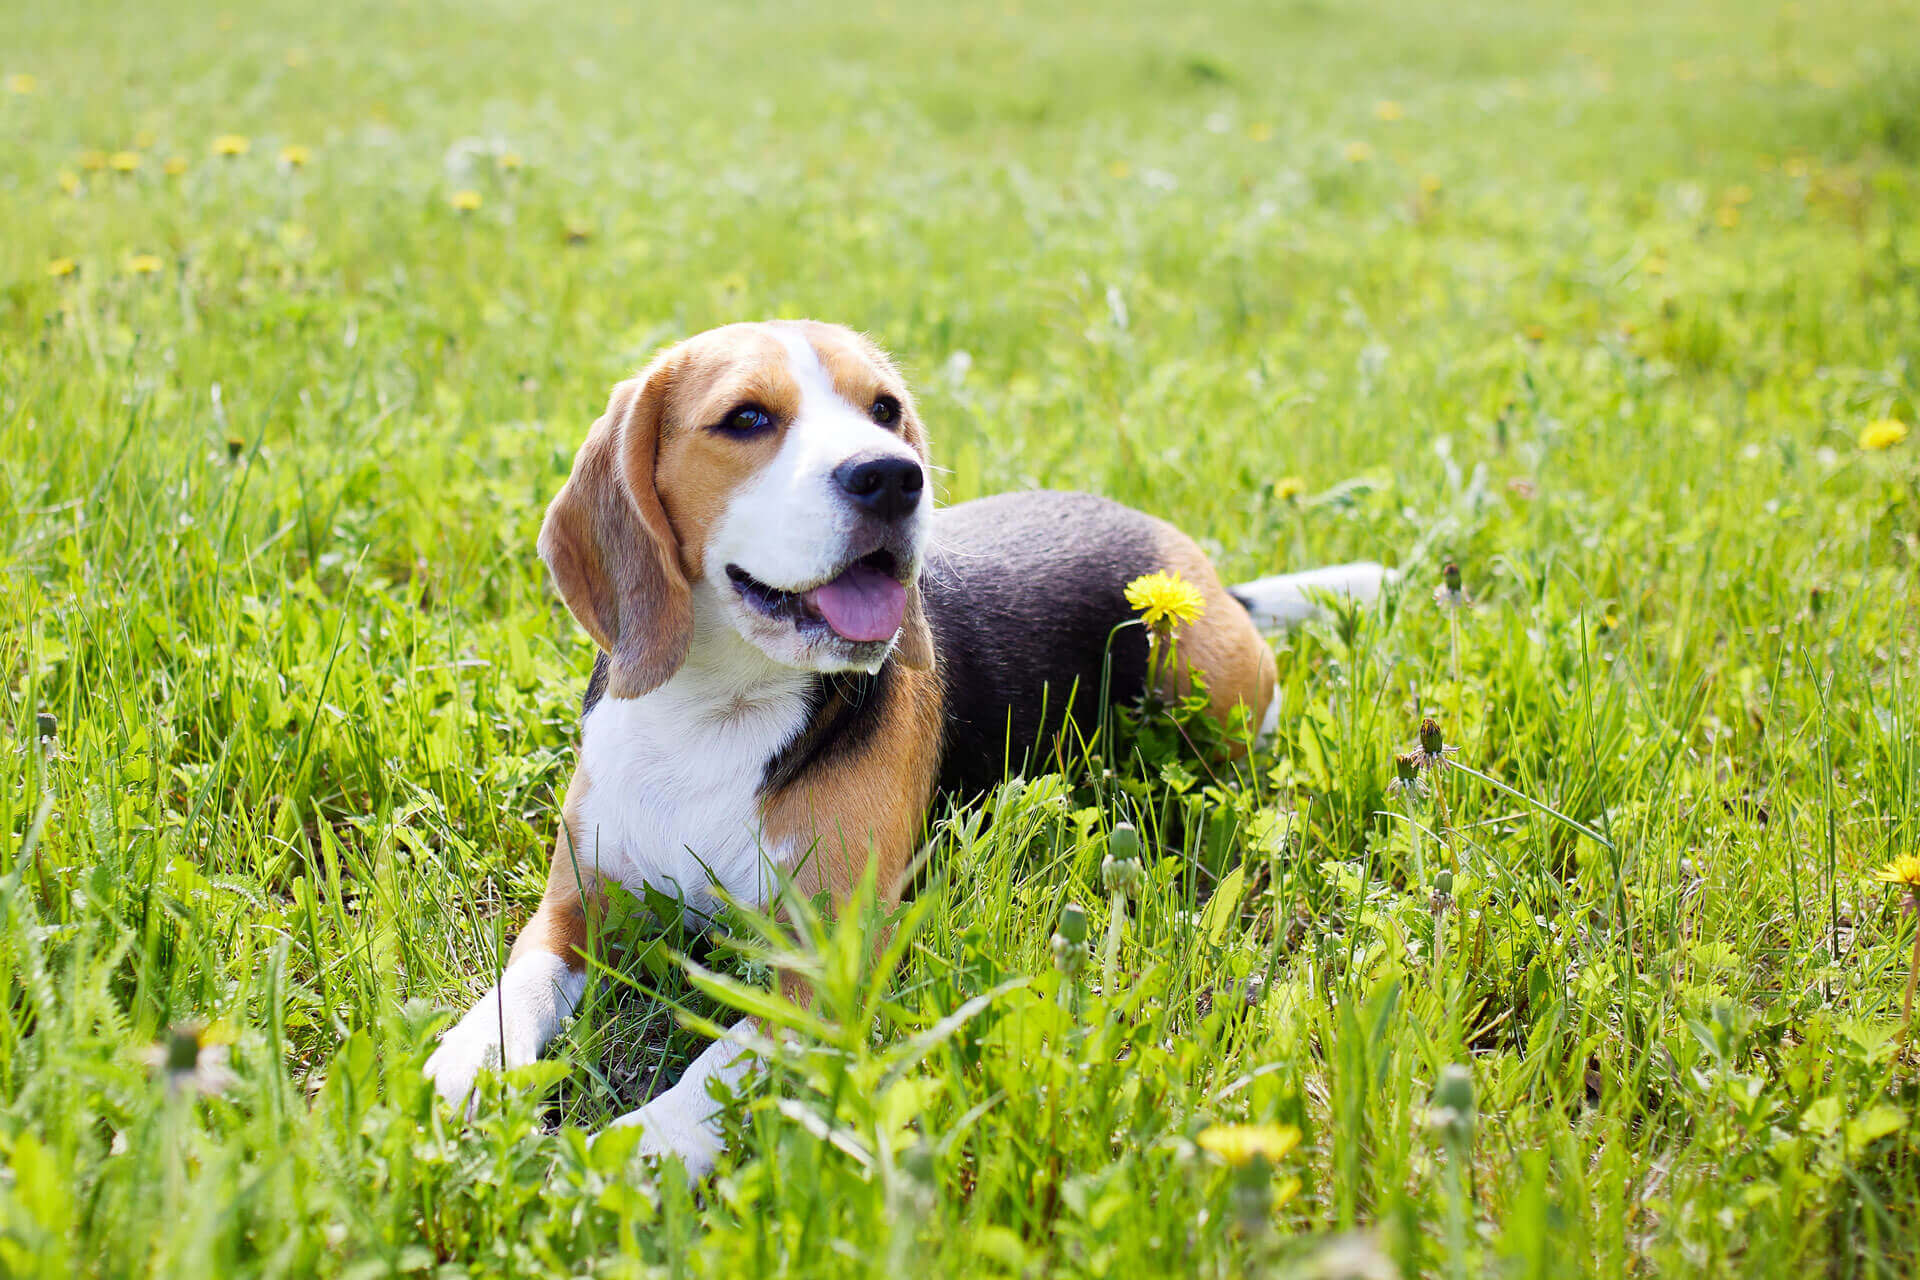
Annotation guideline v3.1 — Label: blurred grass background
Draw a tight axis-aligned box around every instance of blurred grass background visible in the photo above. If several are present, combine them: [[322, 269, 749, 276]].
[[3, 0, 1920, 1275]]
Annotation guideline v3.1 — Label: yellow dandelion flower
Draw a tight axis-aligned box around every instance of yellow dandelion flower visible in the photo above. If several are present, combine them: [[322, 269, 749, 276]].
[[1344, 140, 1373, 164], [110, 150, 140, 172], [57, 169, 80, 195], [1644, 253, 1668, 276], [1858, 419, 1908, 451], [163, 155, 188, 176], [278, 143, 310, 168], [133, 129, 156, 148], [564, 219, 592, 244], [1273, 475, 1306, 501], [46, 257, 77, 278], [1725, 184, 1753, 206], [1374, 99, 1404, 121], [7, 73, 37, 94], [126, 253, 164, 275], [1523, 324, 1547, 342], [1783, 155, 1810, 178], [1126, 570, 1206, 629], [212, 134, 250, 157], [1107, 161, 1131, 180], [1247, 122, 1273, 143], [497, 151, 524, 172], [1419, 173, 1443, 195], [449, 188, 482, 212], [79, 149, 108, 172], [1716, 205, 1739, 229], [284, 48, 308, 68], [1196, 1123, 1301, 1167], [1871, 854, 1920, 890]]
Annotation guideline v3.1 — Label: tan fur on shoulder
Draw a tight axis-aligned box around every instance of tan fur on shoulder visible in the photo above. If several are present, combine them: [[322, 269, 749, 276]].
[[761, 664, 945, 903]]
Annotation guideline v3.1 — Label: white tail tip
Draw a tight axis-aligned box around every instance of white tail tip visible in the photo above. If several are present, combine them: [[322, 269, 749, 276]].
[[1231, 562, 1394, 631]]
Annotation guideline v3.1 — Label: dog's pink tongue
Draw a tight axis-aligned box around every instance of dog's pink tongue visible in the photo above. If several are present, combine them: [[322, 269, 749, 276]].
[[806, 563, 906, 643]]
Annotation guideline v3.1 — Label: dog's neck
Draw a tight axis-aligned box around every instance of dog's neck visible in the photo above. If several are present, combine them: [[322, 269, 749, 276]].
[[579, 582, 887, 765]]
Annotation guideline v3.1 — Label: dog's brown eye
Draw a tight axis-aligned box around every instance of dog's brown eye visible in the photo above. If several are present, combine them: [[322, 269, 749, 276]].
[[870, 395, 901, 427], [714, 404, 773, 438]]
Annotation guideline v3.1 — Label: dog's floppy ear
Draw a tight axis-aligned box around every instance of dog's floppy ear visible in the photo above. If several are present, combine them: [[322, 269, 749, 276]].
[[538, 365, 692, 699]]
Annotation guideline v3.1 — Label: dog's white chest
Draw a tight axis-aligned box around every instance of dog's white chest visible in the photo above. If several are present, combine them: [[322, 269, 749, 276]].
[[570, 663, 811, 921]]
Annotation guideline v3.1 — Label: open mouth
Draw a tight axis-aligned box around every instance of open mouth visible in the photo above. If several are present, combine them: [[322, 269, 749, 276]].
[[726, 549, 907, 644]]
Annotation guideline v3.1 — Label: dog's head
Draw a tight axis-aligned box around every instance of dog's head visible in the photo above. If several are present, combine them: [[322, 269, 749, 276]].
[[539, 321, 934, 698]]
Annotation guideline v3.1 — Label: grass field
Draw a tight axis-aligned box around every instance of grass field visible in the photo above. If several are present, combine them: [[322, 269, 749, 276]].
[[6, 0, 1920, 1274]]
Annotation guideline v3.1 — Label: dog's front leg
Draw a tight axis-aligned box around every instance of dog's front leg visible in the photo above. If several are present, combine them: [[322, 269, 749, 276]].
[[425, 866, 596, 1107]]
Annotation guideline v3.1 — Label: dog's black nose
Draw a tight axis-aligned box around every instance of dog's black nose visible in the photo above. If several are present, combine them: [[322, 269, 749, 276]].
[[834, 454, 923, 520]]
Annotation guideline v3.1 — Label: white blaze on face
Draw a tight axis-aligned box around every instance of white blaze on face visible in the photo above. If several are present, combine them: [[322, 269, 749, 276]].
[[703, 326, 928, 673]]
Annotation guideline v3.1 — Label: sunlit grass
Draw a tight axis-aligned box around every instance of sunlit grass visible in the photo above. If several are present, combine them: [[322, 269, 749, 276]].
[[3, 0, 1919, 1275]]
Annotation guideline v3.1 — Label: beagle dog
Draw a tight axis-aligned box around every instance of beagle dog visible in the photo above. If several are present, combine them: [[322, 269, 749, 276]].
[[424, 320, 1386, 1171]]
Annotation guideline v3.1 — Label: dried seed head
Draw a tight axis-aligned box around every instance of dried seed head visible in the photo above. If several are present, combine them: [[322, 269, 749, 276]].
[[36, 711, 57, 740]]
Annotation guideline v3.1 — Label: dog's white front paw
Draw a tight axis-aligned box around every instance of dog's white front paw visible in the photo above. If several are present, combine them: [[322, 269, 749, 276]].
[[612, 1091, 725, 1177], [423, 994, 513, 1105], [423, 954, 583, 1107], [600, 1025, 755, 1176]]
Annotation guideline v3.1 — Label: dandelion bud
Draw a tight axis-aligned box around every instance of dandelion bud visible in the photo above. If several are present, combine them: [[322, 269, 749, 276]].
[[162, 1025, 203, 1076], [1052, 901, 1091, 976], [36, 711, 57, 740], [1430, 1063, 1475, 1146], [1056, 901, 1089, 944], [1102, 823, 1144, 894], [226, 436, 246, 459], [1411, 717, 1460, 771], [1395, 753, 1420, 786], [1102, 854, 1143, 895], [1434, 562, 1471, 610], [900, 1138, 937, 1187], [1434, 869, 1453, 898]]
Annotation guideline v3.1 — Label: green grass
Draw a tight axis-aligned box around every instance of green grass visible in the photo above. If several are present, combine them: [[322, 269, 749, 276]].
[[5, 0, 1920, 1273]]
